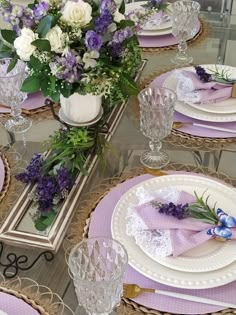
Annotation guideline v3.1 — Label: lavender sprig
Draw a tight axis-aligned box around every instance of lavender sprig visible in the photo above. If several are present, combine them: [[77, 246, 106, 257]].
[[151, 201, 189, 219], [195, 65, 236, 84], [152, 191, 218, 224]]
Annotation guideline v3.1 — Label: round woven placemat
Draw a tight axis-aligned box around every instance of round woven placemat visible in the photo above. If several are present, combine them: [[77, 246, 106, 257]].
[[0, 103, 59, 118], [141, 19, 208, 53], [0, 276, 74, 315], [0, 152, 10, 203], [128, 68, 236, 151], [65, 164, 236, 315]]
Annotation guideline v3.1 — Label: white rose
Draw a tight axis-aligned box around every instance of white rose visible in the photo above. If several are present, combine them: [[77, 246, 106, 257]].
[[113, 10, 125, 23], [62, 0, 92, 27], [45, 25, 65, 53], [14, 28, 38, 61], [83, 51, 99, 69]]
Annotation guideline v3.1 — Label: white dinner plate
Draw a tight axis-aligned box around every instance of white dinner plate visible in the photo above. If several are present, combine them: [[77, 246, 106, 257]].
[[125, 1, 173, 36], [111, 174, 236, 289], [162, 65, 236, 121]]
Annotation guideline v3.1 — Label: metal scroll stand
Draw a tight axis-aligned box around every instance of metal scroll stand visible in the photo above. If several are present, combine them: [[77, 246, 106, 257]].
[[0, 100, 59, 279], [0, 242, 54, 279]]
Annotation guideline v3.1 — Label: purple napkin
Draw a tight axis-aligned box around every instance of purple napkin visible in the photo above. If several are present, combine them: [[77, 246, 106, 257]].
[[176, 70, 232, 104], [135, 191, 236, 257]]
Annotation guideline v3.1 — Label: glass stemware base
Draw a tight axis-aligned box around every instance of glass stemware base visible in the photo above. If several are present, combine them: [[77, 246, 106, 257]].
[[171, 54, 193, 65], [5, 115, 32, 133], [140, 150, 170, 169]]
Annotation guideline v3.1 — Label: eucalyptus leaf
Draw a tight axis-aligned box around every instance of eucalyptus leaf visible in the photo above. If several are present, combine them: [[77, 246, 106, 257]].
[[37, 15, 54, 37]]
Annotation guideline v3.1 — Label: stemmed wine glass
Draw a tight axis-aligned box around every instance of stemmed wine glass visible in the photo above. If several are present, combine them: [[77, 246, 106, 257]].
[[68, 237, 128, 315], [138, 87, 176, 169], [0, 58, 32, 133], [171, 1, 200, 64]]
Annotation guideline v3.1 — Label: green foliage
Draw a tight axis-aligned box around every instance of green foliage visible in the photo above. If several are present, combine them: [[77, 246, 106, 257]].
[[7, 54, 18, 73], [32, 39, 51, 52], [21, 76, 41, 93], [1, 29, 17, 44], [43, 128, 96, 176], [37, 15, 54, 37], [119, 73, 139, 96], [34, 210, 57, 231], [119, 20, 135, 29], [0, 39, 13, 58], [119, 0, 125, 14], [188, 191, 218, 224]]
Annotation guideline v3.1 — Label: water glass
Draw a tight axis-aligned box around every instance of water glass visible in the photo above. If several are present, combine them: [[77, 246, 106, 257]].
[[171, 1, 200, 64], [138, 87, 176, 169], [68, 237, 128, 315], [0, 58, 32, 133]]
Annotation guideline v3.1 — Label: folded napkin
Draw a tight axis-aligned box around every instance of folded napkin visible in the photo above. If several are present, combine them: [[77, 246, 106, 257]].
[[129, 189, 236, 257], [176, 70, 232, 104], [144, 11, 170, 29], [0, 311, 8, 315]]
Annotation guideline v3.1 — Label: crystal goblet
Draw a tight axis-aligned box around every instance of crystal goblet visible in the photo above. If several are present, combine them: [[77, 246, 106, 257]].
[[171, 1, 200, 65], [138, 87, 176, 169], [68, 237, 128, 315], [0, 58, 32, 133]]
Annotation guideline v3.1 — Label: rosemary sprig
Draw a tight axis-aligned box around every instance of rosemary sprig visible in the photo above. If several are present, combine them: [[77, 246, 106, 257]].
[[187, 191, 218, 224], [206, 65, 236, 84], [153, 190, 219, 225]]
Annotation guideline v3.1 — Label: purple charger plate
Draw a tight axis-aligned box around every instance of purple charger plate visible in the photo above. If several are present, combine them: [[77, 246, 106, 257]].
[[88, 173, 236, 315], [138, 20, 201, 48], [150, 71, 236, 138], [0, 291, 39, 315]]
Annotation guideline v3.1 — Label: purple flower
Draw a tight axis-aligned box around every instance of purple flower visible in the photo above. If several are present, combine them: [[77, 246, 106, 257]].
[[50, 50, 81, 83], [56, 166, 72, 192], [157, 202, 189, 220], [100, 0, 116, 14], [195, 66, 212, 83], [85, 30, 102, 51], [36, 175, 59, 212], [16, 153, 43, 184], [150, 0, 163, 7], [0, 2, 35, 33], [33, 1, 49, 19], [95, 10, 113, 34], [108, 42, 123, 58], [112, 27, 133, 44]]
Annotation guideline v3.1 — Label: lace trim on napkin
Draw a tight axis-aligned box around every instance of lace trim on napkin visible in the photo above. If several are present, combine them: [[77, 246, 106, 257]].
[[125, 187, 183, 257], [175, 70, 218, 105]]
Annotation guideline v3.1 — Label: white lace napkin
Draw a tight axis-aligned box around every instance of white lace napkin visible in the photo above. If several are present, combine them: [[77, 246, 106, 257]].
[[126, 187, 181, 258]]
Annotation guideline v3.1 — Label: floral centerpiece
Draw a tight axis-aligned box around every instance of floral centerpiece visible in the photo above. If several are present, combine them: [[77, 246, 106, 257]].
[[0, 0, 144, 231], [0, 0, 141, 104]]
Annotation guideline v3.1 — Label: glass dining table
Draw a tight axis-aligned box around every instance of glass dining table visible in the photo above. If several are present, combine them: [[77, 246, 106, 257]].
[[1, 9, 236, 315]]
